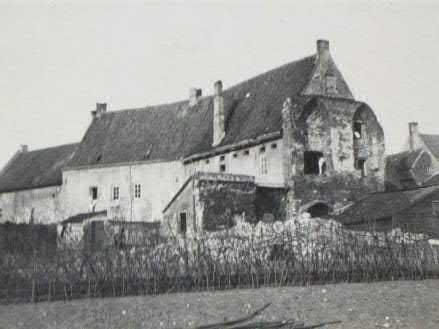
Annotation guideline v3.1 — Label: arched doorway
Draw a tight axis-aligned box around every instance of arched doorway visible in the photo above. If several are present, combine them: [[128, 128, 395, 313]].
[[300, 200, 331, 218]]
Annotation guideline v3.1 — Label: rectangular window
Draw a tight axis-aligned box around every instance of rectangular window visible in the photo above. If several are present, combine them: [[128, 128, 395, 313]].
[[271, 143, 277, 149], [220, 155, 225, 161], [90, 187, 98, 200], [304, 151, 325, 175], [260, 146, 266, 153], [179, 212, 187, 234], [0, 208, 2, 219], [243, 149, 250, 156], [113, 186, 120, 200], [134, 184, 141, 199], [220, 164, 226, 172], [233, 153, 238, 158]]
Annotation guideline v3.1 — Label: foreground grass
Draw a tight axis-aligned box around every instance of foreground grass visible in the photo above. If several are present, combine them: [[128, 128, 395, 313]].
[[1, 280, 439, 329]]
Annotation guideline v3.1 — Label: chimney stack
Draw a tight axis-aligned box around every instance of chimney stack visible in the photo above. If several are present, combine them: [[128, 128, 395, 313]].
[[409, 122, 419, 151], [189, 88, 202, 106], [20, 144, 28, 153], [316, 39, 330, 56], [92, 103, 107, 119], [213, 80, 225, 146]]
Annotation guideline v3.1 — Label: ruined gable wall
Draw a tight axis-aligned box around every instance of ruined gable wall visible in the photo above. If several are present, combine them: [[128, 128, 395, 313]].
[[282, 98, 385, 213]]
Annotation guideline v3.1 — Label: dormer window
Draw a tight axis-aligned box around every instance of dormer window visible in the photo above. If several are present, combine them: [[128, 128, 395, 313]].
[[325, 76, 337, 94]]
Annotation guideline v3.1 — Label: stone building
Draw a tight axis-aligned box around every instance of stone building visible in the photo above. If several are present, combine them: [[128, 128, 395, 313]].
[[0, 144, 77, 223], [337, 123, 439, 237], [386, 122, 439, 191], [0, 40, 386, 235]]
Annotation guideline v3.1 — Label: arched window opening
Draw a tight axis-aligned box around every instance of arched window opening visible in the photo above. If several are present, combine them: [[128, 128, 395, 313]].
[[307, 202, 330, 218]]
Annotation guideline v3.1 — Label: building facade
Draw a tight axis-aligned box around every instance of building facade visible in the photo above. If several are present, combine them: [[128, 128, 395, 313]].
[[0, 40, 386, 234]]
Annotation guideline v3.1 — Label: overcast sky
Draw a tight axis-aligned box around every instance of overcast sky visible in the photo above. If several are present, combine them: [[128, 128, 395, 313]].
[[0, 0, 438, 169]]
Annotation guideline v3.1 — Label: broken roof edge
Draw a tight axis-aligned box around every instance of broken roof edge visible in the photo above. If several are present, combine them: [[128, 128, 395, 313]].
[[162, 171, 255, 214]]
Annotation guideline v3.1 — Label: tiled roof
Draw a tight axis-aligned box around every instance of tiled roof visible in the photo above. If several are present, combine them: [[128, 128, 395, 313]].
[[67, 55, 323, 168], [385, 149, 422, 191], [0, 143, 78, 193], [420, 134, 439, 158], [336, 185, 439, 225]]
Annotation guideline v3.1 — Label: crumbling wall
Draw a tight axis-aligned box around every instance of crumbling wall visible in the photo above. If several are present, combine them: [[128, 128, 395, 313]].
[[293, 174, 382, 214], [197, 176, 256, 231], [282, 97, 385, 215], [255, 187, 286, 222]]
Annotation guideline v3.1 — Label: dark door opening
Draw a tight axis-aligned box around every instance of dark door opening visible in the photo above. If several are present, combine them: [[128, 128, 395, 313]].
[[307, 203, 330, 218], [304, 151, 324, 175], [179, 212, 187, 234]]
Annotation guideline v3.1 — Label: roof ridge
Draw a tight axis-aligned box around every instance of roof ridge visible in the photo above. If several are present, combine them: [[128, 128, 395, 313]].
[[24, 142, 79, 154], [112, 55, 316, 114]]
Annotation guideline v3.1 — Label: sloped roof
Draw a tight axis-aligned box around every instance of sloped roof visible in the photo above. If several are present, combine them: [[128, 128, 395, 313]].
[[385, 149, 422, 191], [420, 134, 439, 158], [0, 143, 78, 193], [61, 210, 107, 225], [67, 55, 319, 168], [337, 185, 439, 225]]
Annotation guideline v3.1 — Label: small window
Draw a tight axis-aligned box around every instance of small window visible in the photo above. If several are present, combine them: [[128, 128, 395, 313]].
[[134, 184, 141, 198], [260, 146, 266, 153], [220, 155, 225, 161], [179, 212, 187, 234], [353, 121, 364, 140], [90, 187, 98, 200], [271, 143, 277, 149], [243, 150, 250, 156], [113, 186, 120, 200], [0, 208, 2, 219], [220, 164, 226, 172], [205, 159, 210, 164], [233, 153, 238, 158], [325, 76, 337, 94]]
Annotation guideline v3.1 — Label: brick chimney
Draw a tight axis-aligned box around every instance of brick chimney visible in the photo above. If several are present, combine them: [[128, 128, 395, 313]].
[[20, 144, 28, 153], [189, 88, 202, 106], [213, 80, 225, 146], [409, 122, 419, 151], [316, 39, 331, 83], [92, 103, 107, 119]]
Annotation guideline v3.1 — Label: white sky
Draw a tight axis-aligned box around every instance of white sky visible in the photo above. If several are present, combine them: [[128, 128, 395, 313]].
[[1, 0, 439, 169]]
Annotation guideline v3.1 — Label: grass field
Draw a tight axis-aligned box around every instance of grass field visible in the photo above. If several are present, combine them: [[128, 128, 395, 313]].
[[1, 280, 439, 329]]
